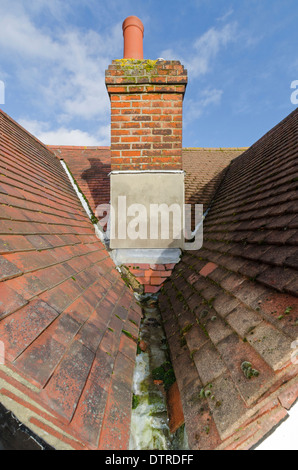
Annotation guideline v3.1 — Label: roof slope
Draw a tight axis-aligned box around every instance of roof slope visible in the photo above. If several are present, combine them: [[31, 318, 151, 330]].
[[49, 147, 245, 218], [0, 110, 142, 450], [49, 146, 111, 214], [183, 148, 245, 209], [159, 108, 298, 450]]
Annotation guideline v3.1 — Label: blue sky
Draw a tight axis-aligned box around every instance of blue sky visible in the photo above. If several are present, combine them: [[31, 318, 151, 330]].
[[0, 0, 297, 148]]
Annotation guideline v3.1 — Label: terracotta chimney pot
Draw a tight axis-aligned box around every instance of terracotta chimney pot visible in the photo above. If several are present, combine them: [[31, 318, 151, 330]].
[[122, 16, 144, 60]]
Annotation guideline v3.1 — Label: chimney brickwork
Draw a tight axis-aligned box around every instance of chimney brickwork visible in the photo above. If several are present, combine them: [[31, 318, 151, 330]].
[[125, 263, 176, 294], [105, 60, 187, 171], [106, 17, 188, 295]]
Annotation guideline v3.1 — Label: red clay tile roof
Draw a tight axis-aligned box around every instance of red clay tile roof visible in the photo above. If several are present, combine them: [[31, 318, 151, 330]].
[[49, 146, 111, 214], [48, 147, 245, 218], [2, 103, 297, 450], [183, 148, 246, 209], [0, 110, 142, 450], [159, 108, 298, 450]]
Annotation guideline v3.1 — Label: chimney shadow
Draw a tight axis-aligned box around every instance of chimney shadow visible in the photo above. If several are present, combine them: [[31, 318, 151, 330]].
[[151, 162, 234, 271], [81, 157, 111, 212]]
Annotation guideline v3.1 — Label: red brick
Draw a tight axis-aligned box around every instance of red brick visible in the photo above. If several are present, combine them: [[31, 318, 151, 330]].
[[121, 136, 140, 143], [135, 276, 151, 285], [112, 101, 131, 108], [126, 263, 151, 270], [149, 264, 165, 271], [127, 86, 146, 93], [107, 86, 127, 93], [122, 109, 142, 116], [151, 157, 175, 164], [111, 157, 131, 164], [122, 150, 141, 157], [144, 285, 161, 294], [111, 115, 132, 123], [145, 270, 171, 277], [166, 263, 176, 270], [111, 129, 130, 136], [119, 122, 141, 129], [150, 277, 165, 286], [120, 94, 141, 101]]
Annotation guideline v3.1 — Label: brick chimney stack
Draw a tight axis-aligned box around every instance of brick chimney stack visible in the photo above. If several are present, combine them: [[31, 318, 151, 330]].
[[105, 17, 188, 294], [105, 17, 187, 172]]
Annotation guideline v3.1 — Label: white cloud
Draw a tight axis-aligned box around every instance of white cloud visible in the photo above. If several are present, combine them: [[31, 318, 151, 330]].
[[161, 23, 236, 124], [184, 88, 223, 123], [0, 2, 238, 144], [161, 23, 237, 78], [0, 8, 59, 60], [217, 9, 234, 23], [0, 1, 121, 124], [19, 119, 110, 146], [188, 23, 237, 77]]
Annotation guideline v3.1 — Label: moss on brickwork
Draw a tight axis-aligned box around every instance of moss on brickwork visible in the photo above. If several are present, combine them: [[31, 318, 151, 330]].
[[115, 59, 159, 74]]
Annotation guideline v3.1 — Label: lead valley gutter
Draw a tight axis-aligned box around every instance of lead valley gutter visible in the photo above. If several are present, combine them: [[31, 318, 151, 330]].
[[60, 159, 106, 244]]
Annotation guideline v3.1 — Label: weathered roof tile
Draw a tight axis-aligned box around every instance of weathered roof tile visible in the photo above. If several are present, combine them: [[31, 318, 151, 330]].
[[159, 108, 298, 449], [0, 255, 22, 281], [193, 341, 228, 386], [0, 109, 141, 450], [0, 283, 28, 319]]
